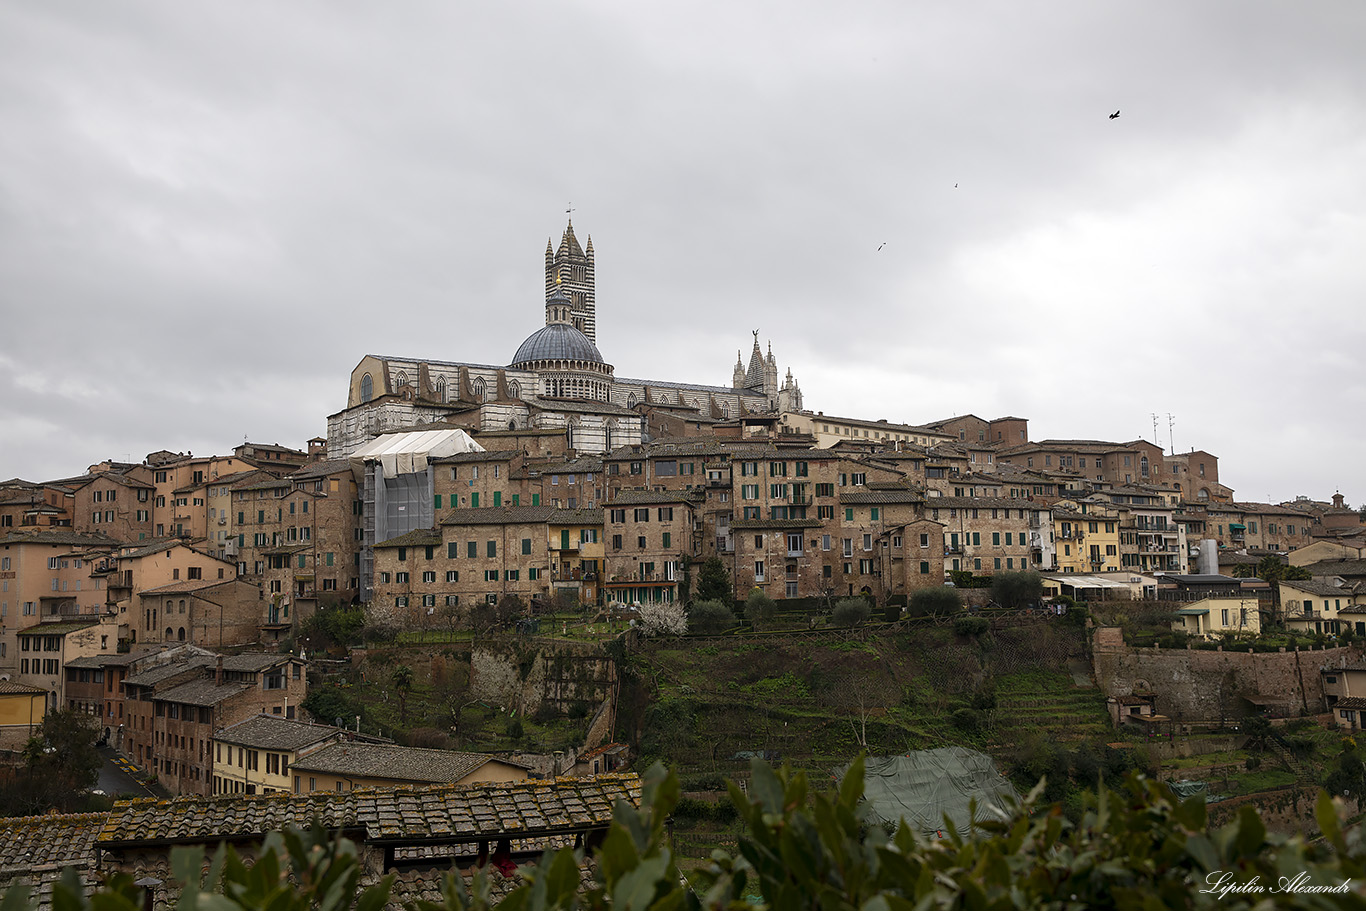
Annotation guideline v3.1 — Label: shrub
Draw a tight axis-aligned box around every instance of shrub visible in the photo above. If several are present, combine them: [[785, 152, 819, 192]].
[[953, 616, 990, 637], [832, 598, 871, 628], [689, 600, 735, 634], [909, 586, 963, 618], [951, 707, 981, 732], [883, 602, 903, 622]]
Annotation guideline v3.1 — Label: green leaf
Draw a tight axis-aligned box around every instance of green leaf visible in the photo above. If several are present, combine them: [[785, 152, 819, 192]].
[[1315, 789, 1346, 854], [0, 886, 31, 911], [750, 759, 785, 816], [354, 876, 394, 911]]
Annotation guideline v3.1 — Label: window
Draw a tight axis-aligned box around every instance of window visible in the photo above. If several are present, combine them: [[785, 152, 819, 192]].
[[522, 538, 532, 555], [422, 571, 436, 583], [485, 569, 499, 582], [634, 508, 650, 522], [637, 536, 647, 549], [657, 507, 673, 521], [486, 541, 497, 557], [662, 532, 672, 548], [395, 572, 409, 584], [754, 561, 765, 581]]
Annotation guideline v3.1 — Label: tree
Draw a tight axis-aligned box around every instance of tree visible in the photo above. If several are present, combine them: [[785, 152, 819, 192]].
[[637, 601, 687, 636], [743, 588, 777, 626], [0, 709, 102, 815], [694, 556, 732, 604], [908, 585, 963, 618], [990, 570, 1044, 610], [392, 664, 415, 724], [832, 597, 870, 628], [688, 599, 735, 634]]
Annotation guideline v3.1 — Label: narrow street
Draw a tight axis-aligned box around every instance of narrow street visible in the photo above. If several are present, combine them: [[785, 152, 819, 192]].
[[96, 745, 167, 800]]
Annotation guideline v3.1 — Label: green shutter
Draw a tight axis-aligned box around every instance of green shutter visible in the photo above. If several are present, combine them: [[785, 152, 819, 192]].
[[448, 542, 458, 559], [471, 492, 479, 508], [493, 492, 502, 507], [434, 494, 442, 509], [845, 508, 853, 521], [560, 530, 570, 550], [532, 494, 540, 506]]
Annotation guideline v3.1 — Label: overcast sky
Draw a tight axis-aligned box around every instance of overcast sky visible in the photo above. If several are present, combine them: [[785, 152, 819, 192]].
[[1, 2, 1363, 505]]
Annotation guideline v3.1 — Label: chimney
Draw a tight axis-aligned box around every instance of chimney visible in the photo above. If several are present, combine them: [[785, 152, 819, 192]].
[[215, 656, 224, 686]]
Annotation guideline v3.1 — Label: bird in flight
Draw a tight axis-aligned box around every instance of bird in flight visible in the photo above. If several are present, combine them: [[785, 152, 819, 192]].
[[1109, 110, 1120, 120], [877, 243, 886, 251]]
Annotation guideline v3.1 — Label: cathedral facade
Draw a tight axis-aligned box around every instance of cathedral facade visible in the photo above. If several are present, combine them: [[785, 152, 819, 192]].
[[327, 221, 803, 456]]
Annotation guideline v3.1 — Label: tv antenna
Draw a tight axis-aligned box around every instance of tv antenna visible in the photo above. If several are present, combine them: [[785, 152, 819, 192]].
[[1166, 413, 1176, 455], [1150, 413, 1159, 446]]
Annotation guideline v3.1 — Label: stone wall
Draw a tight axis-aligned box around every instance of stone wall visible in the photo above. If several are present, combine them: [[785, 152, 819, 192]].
[[1092, 627, 1363, 721]]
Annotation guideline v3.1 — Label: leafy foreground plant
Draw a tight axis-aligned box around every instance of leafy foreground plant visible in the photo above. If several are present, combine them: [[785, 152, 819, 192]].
[[10, 760, 1366, 911]]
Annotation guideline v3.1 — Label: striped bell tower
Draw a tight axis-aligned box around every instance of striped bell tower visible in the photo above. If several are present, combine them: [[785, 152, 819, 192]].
[[544, 220, 596, 343]]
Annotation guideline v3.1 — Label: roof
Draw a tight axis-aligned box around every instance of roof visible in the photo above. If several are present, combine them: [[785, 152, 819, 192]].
[[0, 530, 121, 548], [839, 490, 923, 505], [215, 715, 345, 751], [605, 490, 700, 506], [16, 621, 98, 637], [375, 528, 444, 548], [289, 742, 502, 782], [1173, 607, 1211, 616], [1333, 697, 1366, 711], [288, 458, 354, 479], [440, 506, 557, 527], [154, 678, 251, 707], [511, 321, 606, 366], [430, 449, 525, 465], [96, 773, 641, 848], [0, 680, 48, 695], [731, 518, 823, 530], [1281, 579, 1355, 598], [549, 508, 604, 525], [0, 811, 105, 902], [140, 579, 237, 596]]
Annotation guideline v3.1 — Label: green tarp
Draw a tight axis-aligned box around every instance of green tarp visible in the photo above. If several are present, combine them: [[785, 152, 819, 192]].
[[839, 748, 1020, 836]]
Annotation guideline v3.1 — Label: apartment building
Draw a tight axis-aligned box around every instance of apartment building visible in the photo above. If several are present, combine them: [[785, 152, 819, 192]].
[[1052, 503, 1122, 574], [212, 714, 346, 796], [123, 652, 308, 797], [432, 450, 531, 511], [71, 472, 155, 541], [0, 529, 121, 677], [604, 491, 700, 606], [547, 507, 604, 606], [372, 507, 555, 621]]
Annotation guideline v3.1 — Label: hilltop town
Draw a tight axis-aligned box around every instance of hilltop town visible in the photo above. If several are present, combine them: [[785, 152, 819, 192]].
[[3, 222, 1366, 901]]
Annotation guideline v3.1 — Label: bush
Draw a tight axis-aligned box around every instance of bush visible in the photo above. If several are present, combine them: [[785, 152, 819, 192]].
[[951, 707, 981, 732], [883, 602, 903, 622], [953, 616, 990, 637], [909, 586, 964, 618], [689, 600, 735, 634], [832, 598, 871, 628]]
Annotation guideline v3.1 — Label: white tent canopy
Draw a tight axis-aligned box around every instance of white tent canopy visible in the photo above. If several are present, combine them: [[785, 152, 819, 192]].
[[348, 429, 484, 479]]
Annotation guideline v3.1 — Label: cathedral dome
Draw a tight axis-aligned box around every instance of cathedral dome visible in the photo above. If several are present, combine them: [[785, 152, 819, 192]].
[[510, 323, 605, 367]]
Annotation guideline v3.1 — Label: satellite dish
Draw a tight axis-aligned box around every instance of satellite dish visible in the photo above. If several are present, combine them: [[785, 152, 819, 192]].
[[335, 717, 344, 727]]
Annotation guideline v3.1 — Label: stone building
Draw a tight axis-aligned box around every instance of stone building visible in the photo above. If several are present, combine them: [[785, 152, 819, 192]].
[[372, 507, 555, 622], [603, 490, 700, 606], [122, 651, 308, 797]]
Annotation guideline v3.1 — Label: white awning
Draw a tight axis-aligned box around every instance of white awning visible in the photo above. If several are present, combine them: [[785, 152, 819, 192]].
[[349, 429, 484, 478]]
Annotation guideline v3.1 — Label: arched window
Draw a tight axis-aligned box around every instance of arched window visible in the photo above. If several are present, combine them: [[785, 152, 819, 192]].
[[394, 371, 408, 390], [360, 373, 373, 403], [1198, 488, 1210, 502], [627, 393, 638, 408], [436, 377, 447, 402], [1140, 456, 1149, 477], [179, 599, 186, 614], [177, 627, 186, 641], [508, 380, 521, 399], [472, 377, 486, 401], [508, 420, 517, 431], [165, 627, 173, 640]]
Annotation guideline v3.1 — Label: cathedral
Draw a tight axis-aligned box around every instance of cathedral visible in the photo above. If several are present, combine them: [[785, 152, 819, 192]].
[[327, 221, 803, 456]]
